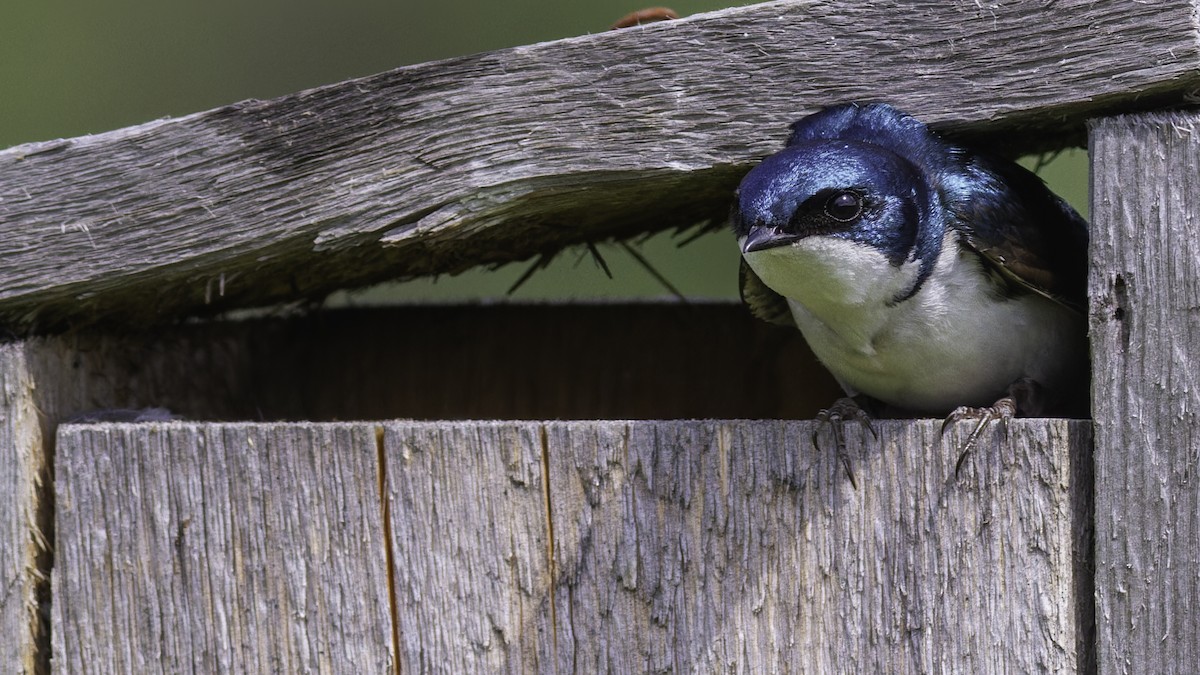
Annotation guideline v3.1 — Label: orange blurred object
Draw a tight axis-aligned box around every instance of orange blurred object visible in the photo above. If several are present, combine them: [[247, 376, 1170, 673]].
[[610, 7, 679, 29]]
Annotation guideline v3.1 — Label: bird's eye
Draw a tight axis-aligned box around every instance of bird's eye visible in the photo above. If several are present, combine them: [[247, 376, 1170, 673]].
[[824, 191, 863, 222]]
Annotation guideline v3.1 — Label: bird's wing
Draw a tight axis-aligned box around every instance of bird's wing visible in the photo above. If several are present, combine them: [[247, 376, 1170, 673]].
[[738, 259, 796, 327], [950, 153, 1090, 313]]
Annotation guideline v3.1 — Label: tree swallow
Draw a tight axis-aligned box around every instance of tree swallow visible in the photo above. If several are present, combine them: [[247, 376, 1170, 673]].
[[733, 103, 1089, 439]]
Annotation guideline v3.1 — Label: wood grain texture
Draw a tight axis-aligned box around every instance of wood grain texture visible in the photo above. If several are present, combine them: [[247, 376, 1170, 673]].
[[1089, 111, 1200, 674], [0, 345, 47, 674], [383, 423, 554, 672], [51, 423, 394, 673], [12, 304, 836, 671], [381, 419, 1093, 672], [1, 0, 1197, 331]]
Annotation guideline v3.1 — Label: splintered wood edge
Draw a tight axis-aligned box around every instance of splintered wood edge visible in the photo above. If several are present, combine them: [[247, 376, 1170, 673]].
[[1, 0, 1197, 330], [0, 344, 50, 673]]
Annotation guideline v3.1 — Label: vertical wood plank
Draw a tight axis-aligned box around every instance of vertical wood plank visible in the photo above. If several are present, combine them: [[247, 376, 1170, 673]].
[[382, 422, 553, 672], [52, 423, 394, 673], [0, 344, 46, 673], [1090, 111, 1200, 674], [382, 419, 1091, 672], [548, 420, 1092, 673]]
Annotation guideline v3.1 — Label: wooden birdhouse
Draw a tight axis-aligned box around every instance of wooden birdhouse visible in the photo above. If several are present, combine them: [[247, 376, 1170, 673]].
[[3, 1, 1198, 671]]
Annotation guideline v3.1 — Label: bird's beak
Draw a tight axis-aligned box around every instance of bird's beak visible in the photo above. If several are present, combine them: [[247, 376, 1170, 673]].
[[741, 226, 799, 254]]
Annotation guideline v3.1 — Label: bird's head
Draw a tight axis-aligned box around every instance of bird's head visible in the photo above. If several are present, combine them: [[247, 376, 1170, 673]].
[[732, 118, 945, 308]]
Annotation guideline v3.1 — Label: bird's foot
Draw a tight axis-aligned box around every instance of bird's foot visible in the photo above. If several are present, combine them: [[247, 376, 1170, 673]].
[[941, 396, 1017, 476], [814, 397, 878, 489]]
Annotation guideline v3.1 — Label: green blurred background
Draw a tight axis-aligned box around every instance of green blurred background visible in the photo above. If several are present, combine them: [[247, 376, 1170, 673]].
[[0, 1, 1087, 304]]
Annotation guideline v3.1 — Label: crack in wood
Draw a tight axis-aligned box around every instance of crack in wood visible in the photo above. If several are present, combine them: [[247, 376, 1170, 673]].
[[538, 424, 558, 665], [29, 390, 53, 675], [375, 425, 403, 674]]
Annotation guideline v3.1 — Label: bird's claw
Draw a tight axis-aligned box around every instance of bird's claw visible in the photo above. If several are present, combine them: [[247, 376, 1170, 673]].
[[813, 398, 876, 489], [814, 398, 877, 442], [941, 396, 1017, 476]]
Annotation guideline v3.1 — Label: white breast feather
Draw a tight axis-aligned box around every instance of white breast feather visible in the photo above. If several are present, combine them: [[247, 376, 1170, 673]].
[[741, 233, 1083, 413]]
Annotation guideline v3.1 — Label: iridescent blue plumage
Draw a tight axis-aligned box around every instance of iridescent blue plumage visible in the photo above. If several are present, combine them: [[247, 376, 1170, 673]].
[[733, 103, 1088, 417]]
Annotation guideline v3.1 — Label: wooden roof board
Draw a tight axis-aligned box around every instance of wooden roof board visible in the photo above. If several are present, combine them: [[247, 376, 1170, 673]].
[[1, 0, 1198, 330]]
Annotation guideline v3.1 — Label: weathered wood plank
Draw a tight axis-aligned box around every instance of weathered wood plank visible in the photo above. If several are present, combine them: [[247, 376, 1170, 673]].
[[1, 1, 1197, 330], [0, 345, 48, 673], [383, 419, 1093, 672], [1089, 111, 1200, 674], [383, 423, 554, 672], [10, 304, 833, 671], [51, 423, 394, 673]]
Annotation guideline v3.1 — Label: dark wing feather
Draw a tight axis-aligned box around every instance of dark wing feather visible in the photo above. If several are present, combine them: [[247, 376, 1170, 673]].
[[950, 152, 1089, 313], [739, 259, 796, 327]]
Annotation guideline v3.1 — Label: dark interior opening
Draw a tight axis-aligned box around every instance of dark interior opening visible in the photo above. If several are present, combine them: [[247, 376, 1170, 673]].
[[32, 304, 844, 424]]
